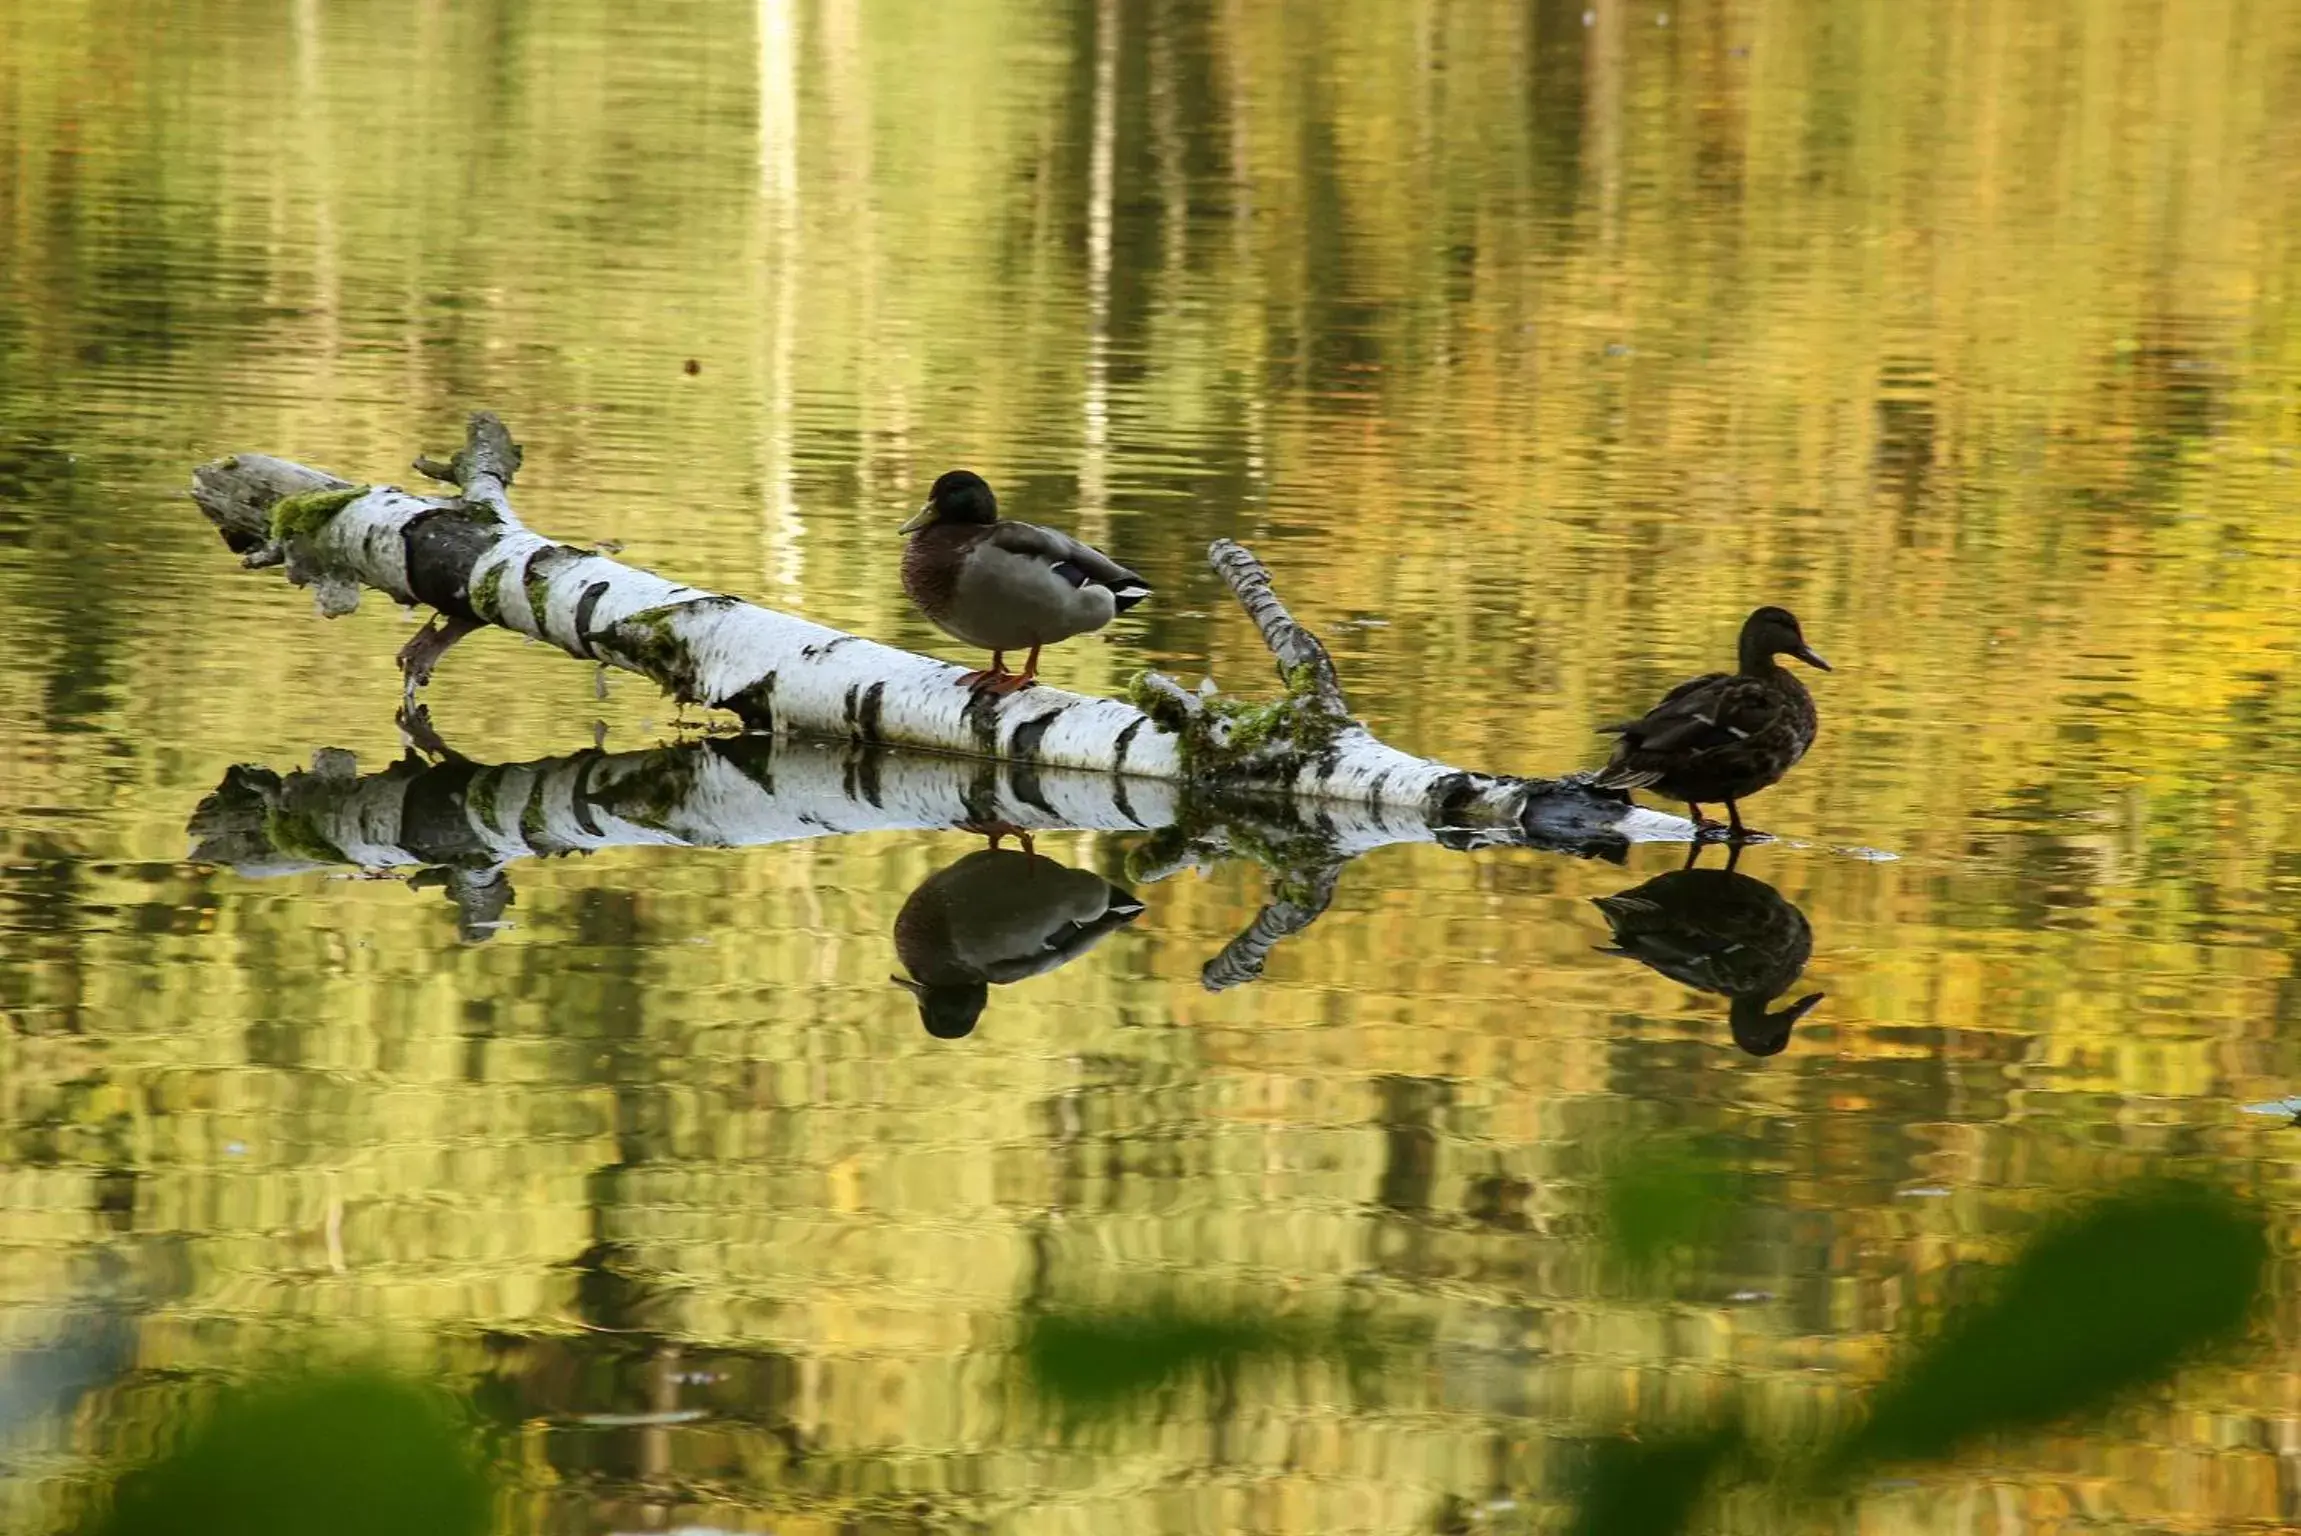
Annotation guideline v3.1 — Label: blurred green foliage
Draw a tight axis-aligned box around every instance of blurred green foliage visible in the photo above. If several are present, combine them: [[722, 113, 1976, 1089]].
[[1569, 1428, 1745, 1536], [1016, 1298, 1410, 1429], [1567, 1174, 2269, 1534], [91, 1370, 489, 1536], [1824, 1180, 2267, 1474]]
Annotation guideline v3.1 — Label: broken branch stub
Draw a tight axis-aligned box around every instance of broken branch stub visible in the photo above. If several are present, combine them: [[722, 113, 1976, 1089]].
[[187, 411, 1674, 843]]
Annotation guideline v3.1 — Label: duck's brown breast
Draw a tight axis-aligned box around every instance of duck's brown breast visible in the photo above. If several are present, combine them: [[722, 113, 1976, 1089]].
[[900, 524, 978, 622]]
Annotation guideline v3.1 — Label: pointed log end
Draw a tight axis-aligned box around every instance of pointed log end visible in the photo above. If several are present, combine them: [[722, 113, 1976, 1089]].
[[191, 455, 351, 554]]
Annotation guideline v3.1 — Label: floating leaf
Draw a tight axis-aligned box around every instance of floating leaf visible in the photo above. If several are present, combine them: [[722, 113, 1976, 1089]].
[[1826, 1181, 2267, 1475], [96, 1370, 490, 1536]]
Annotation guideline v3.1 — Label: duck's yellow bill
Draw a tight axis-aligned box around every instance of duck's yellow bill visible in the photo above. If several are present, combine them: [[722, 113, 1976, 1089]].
[[897, 505, 934, 534]]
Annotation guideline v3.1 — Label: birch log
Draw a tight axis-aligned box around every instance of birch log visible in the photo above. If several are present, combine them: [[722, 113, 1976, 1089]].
[[189, 412, 1685, 844]]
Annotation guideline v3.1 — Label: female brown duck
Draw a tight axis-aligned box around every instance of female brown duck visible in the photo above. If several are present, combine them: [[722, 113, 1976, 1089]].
[[1595, 606, 1830, 838], [899, 470, 1151, 695]]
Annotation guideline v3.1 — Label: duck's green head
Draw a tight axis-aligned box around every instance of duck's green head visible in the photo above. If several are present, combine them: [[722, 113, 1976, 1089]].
[[1740, 606, 1830, 673], [899, 470, 998, 534], [892, 975, 988, 1038]]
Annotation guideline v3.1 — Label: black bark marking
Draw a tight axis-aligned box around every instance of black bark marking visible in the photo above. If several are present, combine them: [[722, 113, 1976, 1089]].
[[727, 669, 777, 732], [520, 544, 584, 638], [960, 760, 1003, 827], [855, 747, 883, 808], [572, 581, 611, 657], [841, 683, 861, 736], [1009, 708, 1063, 763], [1364, 770, 1391, 811], [964, 689, 1003, 758], [856, 681, 886, 743], [1005, 709, 1066, 815], [397, 760, 486, 858], [569, 752, 606, 838], [1430, 772, 1482, 825], [1111, 716, 1145, 778], [400, 507, 498, 619], [716, 734, 775, 794], [1111, 773, 1138, 825], [801, 634, 861, 660]]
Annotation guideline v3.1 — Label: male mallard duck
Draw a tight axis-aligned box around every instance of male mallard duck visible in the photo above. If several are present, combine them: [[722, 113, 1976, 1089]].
[[891, 846, 1146, 1038], [1594, 606, 1829, 837], [899, 470, 1151, 695], [1591, 862, 1823, 1057]]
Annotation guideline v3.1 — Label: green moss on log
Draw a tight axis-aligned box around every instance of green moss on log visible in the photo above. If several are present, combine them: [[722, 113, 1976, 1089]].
[[1126, 664, 1344, 780], [518, 787, 551, 843], [595, 747, 702, 830], [467, 770, 507, 832], [267, 485, 368, 545], [601, 607, 700, 700], [523, 561, 555, 630], [468, 563, 506, 623], [264, 805, 348, 864]]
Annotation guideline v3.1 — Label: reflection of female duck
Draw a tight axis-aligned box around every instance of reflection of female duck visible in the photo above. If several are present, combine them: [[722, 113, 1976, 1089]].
[[892, 848, 1146, 1038], [1591, 866, 1823, 1057]]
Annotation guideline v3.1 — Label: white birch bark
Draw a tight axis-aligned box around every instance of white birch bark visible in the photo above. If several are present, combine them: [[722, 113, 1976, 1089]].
[[188, 412, 1683, 845]]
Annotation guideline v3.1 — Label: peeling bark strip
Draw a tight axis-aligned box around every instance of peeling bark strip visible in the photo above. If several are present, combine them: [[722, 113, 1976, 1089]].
[[188, 412, 1686, 842]]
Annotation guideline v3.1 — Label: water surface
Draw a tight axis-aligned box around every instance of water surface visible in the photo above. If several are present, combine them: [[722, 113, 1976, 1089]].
[[2, 0, 2300, 1530]]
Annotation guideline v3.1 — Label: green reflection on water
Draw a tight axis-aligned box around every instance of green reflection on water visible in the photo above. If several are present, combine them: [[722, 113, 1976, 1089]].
[[93, 1370, 488, 1536]]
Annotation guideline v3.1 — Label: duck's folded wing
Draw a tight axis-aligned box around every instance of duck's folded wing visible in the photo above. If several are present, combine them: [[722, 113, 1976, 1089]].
[[1612, 677, 1795, 768], [1600, 671, 1733, 745], [989, 522, 1152, 602]]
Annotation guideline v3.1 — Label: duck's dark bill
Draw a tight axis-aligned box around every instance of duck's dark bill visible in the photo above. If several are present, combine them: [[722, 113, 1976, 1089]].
[[898, 505, 934, 534], [1792, 644, 1831, 671]]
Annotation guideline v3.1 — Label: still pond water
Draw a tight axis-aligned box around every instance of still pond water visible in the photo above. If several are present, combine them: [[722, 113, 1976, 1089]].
[[3, 0, 2300, 1530]]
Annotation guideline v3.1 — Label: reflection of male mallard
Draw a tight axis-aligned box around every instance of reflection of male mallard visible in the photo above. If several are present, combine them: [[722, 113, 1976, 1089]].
[[892, 848, 1146, 1039], [1591, 865, 1823, 1057]]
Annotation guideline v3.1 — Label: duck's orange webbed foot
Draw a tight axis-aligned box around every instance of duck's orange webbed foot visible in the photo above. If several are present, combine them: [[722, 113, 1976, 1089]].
[[977, 644, 1042, 697], [956, 651, 1009, 692]]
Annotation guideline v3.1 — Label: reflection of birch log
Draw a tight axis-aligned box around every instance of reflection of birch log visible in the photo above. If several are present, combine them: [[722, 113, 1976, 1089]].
[[188, 734, 1181, 934], [188, 413, 1687, 843], [186, 730, 1625, 976]]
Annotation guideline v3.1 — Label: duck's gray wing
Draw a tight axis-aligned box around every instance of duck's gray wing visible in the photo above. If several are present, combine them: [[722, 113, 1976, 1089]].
[[985, 521, 1152, 605]]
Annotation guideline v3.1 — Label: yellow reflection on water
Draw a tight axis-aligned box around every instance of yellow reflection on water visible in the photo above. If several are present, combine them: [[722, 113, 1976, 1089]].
[[1, 0, 2299, 1530]]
